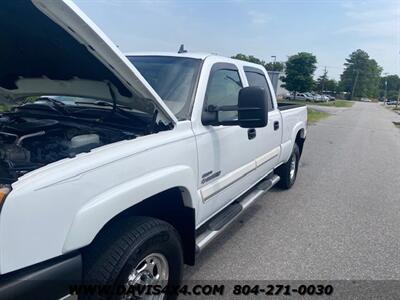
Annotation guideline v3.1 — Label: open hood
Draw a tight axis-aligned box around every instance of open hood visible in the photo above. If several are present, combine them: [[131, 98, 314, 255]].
[[0, 0, 176, 125]]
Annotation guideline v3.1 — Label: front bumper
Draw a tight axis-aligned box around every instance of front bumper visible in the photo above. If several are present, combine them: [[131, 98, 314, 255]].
[[0, 252, 81, 299]]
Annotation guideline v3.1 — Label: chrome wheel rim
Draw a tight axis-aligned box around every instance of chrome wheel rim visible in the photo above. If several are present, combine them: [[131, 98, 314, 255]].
[[124, 253, 169, 299], [289, 153, 297, 181]]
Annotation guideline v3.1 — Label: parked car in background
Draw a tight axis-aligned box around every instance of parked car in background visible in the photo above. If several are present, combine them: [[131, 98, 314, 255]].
[[385, 100, 398, 105], [284, 92, 292, 100], [313, 94, 324, 102], [296, 93, 309, 101], [285, 92, 309, 101], [327, 95, 336, 101], [361, 98, 372, 102], [321, 95, 330, 102], [304, 93, 315, 101]]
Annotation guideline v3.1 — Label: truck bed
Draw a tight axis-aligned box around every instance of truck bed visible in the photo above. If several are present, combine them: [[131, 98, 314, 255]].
[[276, 102, 307, 165]]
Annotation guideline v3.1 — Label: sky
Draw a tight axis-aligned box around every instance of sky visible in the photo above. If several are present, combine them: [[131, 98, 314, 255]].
[[74, 0, 400, 80]]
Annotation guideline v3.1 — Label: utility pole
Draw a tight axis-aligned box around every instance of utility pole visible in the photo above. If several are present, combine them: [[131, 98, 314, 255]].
[[396, 51, 400, 108], [321, 66, 327, 94], [384, 80, 388, 100], [383, 72, 388, 102], [395, 50, 400, 108], [271, 56, 277, 71], [351, 70, 359, 100]]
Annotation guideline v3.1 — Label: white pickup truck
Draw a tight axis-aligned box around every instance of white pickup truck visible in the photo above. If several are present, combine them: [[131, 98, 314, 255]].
[[0, 1, 307, 298]]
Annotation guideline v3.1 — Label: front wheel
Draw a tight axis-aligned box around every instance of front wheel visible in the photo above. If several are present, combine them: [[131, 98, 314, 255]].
[[82, 217, 183, 300], [276, 143, 300, 189]]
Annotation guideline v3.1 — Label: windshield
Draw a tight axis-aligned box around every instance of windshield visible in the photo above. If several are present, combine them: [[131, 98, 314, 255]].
[[128, 56, 202, 120]]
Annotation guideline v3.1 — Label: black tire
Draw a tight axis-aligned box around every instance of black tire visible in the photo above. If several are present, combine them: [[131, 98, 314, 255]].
[[82, 217, 183, 300], [276, 143, 300, 189]]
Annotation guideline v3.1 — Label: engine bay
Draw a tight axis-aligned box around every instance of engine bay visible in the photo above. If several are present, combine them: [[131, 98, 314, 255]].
[[0, 110, 140, 184]]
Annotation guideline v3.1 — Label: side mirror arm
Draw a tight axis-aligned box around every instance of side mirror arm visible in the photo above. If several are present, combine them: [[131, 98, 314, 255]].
[[207, 105, 262, 113], [202, 105, 240, 126], [206, 104, 238, 112], [203, 104, 265, 127]]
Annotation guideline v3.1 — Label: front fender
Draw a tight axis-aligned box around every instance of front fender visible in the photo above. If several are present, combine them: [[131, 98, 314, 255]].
[[62, 165, 198, 253]]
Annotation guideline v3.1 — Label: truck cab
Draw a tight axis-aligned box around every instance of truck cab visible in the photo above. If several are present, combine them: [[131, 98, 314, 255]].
[[126, 53, 294, 225]]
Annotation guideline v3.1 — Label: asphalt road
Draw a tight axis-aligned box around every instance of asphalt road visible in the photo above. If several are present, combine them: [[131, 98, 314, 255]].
[[185, 102, 400, 280]]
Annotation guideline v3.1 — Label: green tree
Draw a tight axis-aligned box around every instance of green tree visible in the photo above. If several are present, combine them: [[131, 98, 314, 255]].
[[340, 49, 382, 99], [231, 54, 285, 72], [264, 61, 285, 72], [315, 70, 338, 93], [231, 54, 265, 65], [379, 75, 400, 100], [315, 69, 328, 92], [325, 80, 338, 93], [281, 52, 317, 98]]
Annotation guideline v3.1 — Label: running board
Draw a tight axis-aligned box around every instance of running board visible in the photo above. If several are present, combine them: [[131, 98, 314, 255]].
[[196, 174, 280, 252]]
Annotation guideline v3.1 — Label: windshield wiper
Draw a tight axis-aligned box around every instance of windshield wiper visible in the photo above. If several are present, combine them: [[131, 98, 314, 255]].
[[31, 97, 68, 114], [74, 99, 140, 121], [74, 100, 130, 110]]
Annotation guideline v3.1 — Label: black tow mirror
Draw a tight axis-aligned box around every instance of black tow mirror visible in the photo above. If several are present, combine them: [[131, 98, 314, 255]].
[[202, 86, 268, 128], [237, 86, 268, 128]]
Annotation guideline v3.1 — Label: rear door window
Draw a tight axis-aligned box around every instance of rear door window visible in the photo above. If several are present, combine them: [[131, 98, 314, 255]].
[[244, 70, 274, 111]]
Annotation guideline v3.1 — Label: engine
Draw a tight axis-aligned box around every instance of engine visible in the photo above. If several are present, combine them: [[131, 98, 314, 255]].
[[0, 115, 134, 183]]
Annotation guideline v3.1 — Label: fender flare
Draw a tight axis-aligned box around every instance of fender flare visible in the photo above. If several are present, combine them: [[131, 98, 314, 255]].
[[62, 165, 198, 253], [292, 121, 306, 143], [280, 122, 306, 164]]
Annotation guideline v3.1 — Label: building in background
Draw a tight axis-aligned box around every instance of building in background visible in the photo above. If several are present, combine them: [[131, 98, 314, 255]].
[[268, 71, 288, 99]]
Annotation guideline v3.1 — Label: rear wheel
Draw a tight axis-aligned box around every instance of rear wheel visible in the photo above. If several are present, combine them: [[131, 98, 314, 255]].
[[276, 143, 300, 189], [82, 217, 183, 299]]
